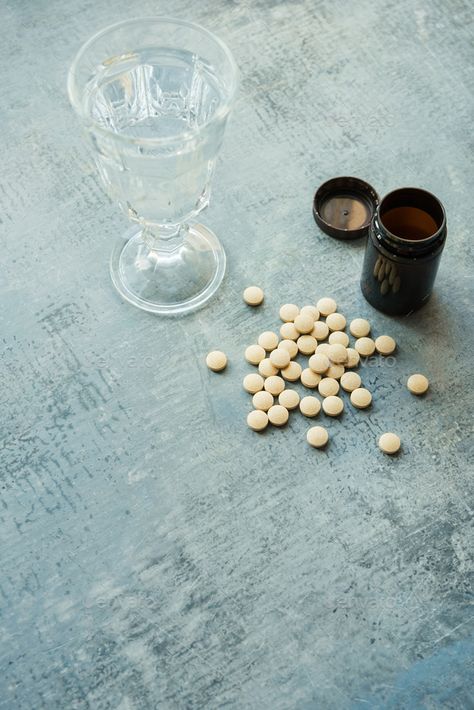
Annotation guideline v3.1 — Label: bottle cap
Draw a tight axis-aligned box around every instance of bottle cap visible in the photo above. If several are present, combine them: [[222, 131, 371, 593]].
[[313, 176, 379, 240]]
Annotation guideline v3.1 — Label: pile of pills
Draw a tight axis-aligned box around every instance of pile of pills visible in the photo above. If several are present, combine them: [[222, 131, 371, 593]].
[[207, 287, 431, 455]]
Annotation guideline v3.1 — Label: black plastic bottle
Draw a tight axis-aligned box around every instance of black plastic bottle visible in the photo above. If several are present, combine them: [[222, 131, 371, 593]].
[[361, 187, 447, 316]]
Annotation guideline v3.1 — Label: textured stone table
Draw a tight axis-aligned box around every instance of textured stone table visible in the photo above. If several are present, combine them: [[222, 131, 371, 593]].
[[1, 0, 473, 708]]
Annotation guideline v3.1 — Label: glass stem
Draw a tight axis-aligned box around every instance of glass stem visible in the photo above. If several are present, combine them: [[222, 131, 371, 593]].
[[142, 222, 188, 253]]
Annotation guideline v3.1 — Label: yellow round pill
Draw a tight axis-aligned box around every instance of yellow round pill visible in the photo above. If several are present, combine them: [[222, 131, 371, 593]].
[[252, 391, 274, 411], [279, 389, 300, 410], [280, 322, 299, 341], [350, 387, 372, 409], [311, 321, 329, 340], [206, 350, 227, 372], [375, 335, 397, 355], [326, 363, 345, 380], [294, 313, 315, 334], [268, 404, 289, 426], [355, 337, 376, 357], [300, 305, 319, 320], [407, 373, 429, 395], [328, 331, 349, 347], [279, 339, 299, 359], [297, 335, 317, 355], [243, 286, 264, 306], [269, 348, 291, 369], [258, 358, 278, 377], [317, 297, 337, 316], [308, 353, 330, 374], [322, 395, 344, 417], [243, 373, 264, 393], [306, 425, 329, 448], [349, 318, 371, 337], [245, 344, 266, 365], [326, 312, 346, 332], [318, 377, 340, 397], [279, 303, 300, 322], [300, 396, 321, 417], [378, 432, 401, 454], [258, 331, 279, 351], [301, 368, 321, 389], [345, 348, 360, 368], [281, 361, 302, 382], [247, 409, 269, 431], [340, 371, 362, 392], [264, 375, 286, 396], [328, 343, 348, 364]]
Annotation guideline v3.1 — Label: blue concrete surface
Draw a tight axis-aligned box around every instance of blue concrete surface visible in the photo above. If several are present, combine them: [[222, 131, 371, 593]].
[[1, 0, 473, 708]]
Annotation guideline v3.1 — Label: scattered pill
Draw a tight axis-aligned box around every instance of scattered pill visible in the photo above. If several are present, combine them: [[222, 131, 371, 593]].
[[317, 297, 337, 316], [349, 318, 371, 337], [279, 339, 299, 359], [308, 353, 330, 374], [243, 373, 264, 393], [378, 432, 401, 454], [258, 331, 279, 351], [340, 371, 362, 392], [328, 343, 348, 364], [322, 395, 344, 417], [407, 373, 429, 395], [245, 344, 266, 365], [316, 343, 331, 356], [279, 303, 299, 322], [326, 312, 346, 332], [350, 387, 372, 409], [311, 321, 329, 340], [346, 348, 360, 368], [247, 409, 269, 431], [269, 348, 291, 369], [279, 389, 300, 410], [355, 337, 376, 357], [280, 322, 299, 340], [329, 331, 349, 347], [325, 363, 345, 380], [318, 377, 340, 397], [301, 368, 321, 389], [264, 375, 286, 396], [243, 286, 264, 306], [300, 305, 319, 320], [252, 391, 274, 411], [306, 425, 329, 448], [294, 313, 315, 334], [300, 396, 321, 417], [281, 361, 303, 382], [206, 350, 227, 372], [268, 404, 289, 426], [375, 335, 396, 355], [258, 358, 279, 377], [297, 335, 317, 355]]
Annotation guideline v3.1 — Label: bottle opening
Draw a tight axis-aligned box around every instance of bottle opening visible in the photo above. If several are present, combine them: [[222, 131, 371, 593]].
[[379, 188, 445, 242]]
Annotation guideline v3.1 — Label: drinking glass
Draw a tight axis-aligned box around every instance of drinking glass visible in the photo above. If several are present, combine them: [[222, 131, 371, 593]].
[[68, 18, 238, 315]]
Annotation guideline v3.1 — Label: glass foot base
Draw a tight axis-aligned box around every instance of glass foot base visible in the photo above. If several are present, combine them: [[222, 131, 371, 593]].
[[110, 223, 226, 315]]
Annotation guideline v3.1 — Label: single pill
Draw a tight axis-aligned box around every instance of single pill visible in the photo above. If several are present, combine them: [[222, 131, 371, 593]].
[[350, 387, 372, 409], [243, 373, 264, 393], [326, 363, 345, 380], [280, 322, 299, 341], [279, 389, 300, 410], [316, 343, 331, 356], [317, 297, 337, 316], [281, 361, 302, 382], [258, 331, 279, 351], [312, 321, 329, 340], [355, 337, 376, 357], [346, 348, 360, 368], [328, 343, 348, 364], [407, 373, 429, 395], [326, 312, 346, 332], [264, 375, 286, 396], [350, 318, 371, 338], [381, 279, 389, 295], [269, 348, 291, 369], [268, 404, 289, 426], [374, 258, 381, 277], [322, 395, 344, 417], [247, 409, 269, 431], [300, 395, 321, 417], [243, 286, 264, 306], [308, 353, 330, 374], [279, 303, 300, 322], [245, 344, 266, 365], [307, 425, 329, 448], [297, 335, 317, 355], [252, 390, 274, 411], [340, 371, 362, 392], [301, 368, 321, 389], [259, 358, 278, 377], [375, 335, 397, 355], [300, 305, 319, 320], [379, 432, 401, 454], [318, 377, 340, 397], [279, 339, 299, 359], [206, 350, 227, 372], [329, 331, 349, 347], [294, 313, 315, 334]]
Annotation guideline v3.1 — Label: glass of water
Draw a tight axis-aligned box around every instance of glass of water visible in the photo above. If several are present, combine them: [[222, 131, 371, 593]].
[[68, 18, 238, 315]]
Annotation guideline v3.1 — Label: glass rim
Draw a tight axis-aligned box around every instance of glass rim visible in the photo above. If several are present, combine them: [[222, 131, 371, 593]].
[[67, 16, 239, 146]]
